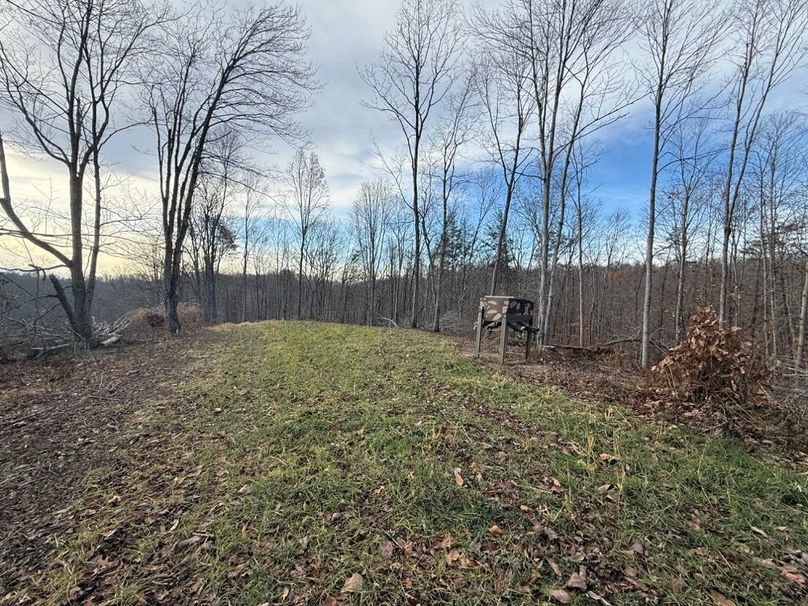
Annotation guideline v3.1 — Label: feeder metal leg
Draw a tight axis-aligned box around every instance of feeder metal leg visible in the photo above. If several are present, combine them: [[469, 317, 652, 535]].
[[499, 307, 508, 365], [474, 304, 484, 358]]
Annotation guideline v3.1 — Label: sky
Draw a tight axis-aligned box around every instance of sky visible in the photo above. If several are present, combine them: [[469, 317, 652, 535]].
[[1, 0, 648, 216], [1, 0, 806, 271], [294, 0, 652, 214]]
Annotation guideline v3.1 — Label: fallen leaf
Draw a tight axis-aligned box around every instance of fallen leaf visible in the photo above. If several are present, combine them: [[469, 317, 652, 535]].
[[749, 525, 768, 537], [453, 468, 464, 486], [341, 572, 363, 594], [322, 598, 338, 606], [176, 535, 202, 548], [494, 570, 513, 592], [489, 524, 503, 537], [709, 589, 736, 606], [436, 533, 454, 549], [547, 557, 562, 578], [548, 588, 572, 603], [566, 568, 588, 591], [780, 563, 806, 586], [379, 539, 395, 558], [597, 483, 613, 494], [481, 540, 498, 553], [586, 590, 613, 605]]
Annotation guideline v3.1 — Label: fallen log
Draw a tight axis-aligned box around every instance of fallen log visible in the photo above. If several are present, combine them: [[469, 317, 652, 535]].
[[26, 343, 72, 359], [99, 334, 121, 347], [540, 337, 668, 354]]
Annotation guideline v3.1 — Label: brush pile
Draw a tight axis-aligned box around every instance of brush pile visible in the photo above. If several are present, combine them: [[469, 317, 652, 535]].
[[653, 306, 771, 405]]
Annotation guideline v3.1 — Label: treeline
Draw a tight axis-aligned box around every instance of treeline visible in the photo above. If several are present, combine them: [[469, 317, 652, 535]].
[[1, 0, 807, 368]]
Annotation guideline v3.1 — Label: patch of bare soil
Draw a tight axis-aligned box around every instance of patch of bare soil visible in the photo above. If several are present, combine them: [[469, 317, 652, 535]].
[[0, 329, 224, 598], [462, 338, 808, 467]]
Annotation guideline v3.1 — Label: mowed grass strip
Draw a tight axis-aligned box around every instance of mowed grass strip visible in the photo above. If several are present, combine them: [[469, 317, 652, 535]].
[[26, 322, 808, 605]]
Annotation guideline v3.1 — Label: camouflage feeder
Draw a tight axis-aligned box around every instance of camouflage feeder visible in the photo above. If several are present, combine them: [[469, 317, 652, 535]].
[[474, 296, 538, 364]]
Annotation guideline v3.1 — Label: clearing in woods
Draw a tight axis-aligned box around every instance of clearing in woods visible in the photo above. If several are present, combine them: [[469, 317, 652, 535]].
[[1, 322, 807, 605]]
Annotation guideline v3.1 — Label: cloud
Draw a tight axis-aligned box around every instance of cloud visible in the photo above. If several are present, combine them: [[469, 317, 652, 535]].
[[2, 0, 807, 268]]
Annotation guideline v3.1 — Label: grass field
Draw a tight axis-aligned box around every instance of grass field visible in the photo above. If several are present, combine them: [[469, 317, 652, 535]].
[[2, 322, 807, 605]]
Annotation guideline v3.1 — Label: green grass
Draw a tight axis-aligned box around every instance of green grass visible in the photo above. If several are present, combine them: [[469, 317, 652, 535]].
[[24, 322, 808, 605]]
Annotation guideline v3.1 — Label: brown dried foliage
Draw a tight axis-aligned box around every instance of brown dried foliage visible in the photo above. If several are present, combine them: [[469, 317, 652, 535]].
[[125, 304, 203, 340], [653, 306, 771, 405]]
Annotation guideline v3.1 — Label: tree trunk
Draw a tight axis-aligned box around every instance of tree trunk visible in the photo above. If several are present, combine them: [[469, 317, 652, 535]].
[[297, 238, 305, 319], [490, 154, 520, 295], [577, 211, 584, 348], [537, 185, 550, 345], [164, 273, 181, 334], [796, 257, 808, 368], [66, 172, 94, 342], [368, 277, 376, 326], [642, 100, 662, 369], [543, 186, 567, 343], [432, 254, 444, 333], [674, 191, 690, 343], [203, 265, 217, 324], [410, 152, 420, 329], [242, 218, 249, 323]]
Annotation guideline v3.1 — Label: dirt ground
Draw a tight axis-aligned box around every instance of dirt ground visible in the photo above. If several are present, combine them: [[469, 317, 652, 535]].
[[0, 330, 225, 598], [467, 336, 808, 467]]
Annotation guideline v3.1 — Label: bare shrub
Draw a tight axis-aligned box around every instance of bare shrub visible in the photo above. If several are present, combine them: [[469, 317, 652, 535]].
[[768, 365, 808, 430], [177, 303, 203, 332], [653, 306, 771, 404], [438, 311, 468, 336], [125, 303, 202, 341]]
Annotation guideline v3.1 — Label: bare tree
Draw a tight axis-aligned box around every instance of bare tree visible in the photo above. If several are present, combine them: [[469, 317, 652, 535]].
[[240, 177, 264, 323], [504, 0, 634, 346], [384, 194, 413, 326], [427, 74, 475, 332], [717, 0, 808, 326], [570, 145, 599, 347], [749, 114, 806, 357], [306, 220, 343, 320], [541, 0, 635, 345], [0, 0, 155, 342], [145, 5, 314, 333], [637, 0, 723, 367], [352, 180, 392, 326], [187, 135, 242, 323], [361, 0, 462, 328], [471, 9, 535, 295], [283, 149, 329, 319], [664, 116, 716, 342]]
